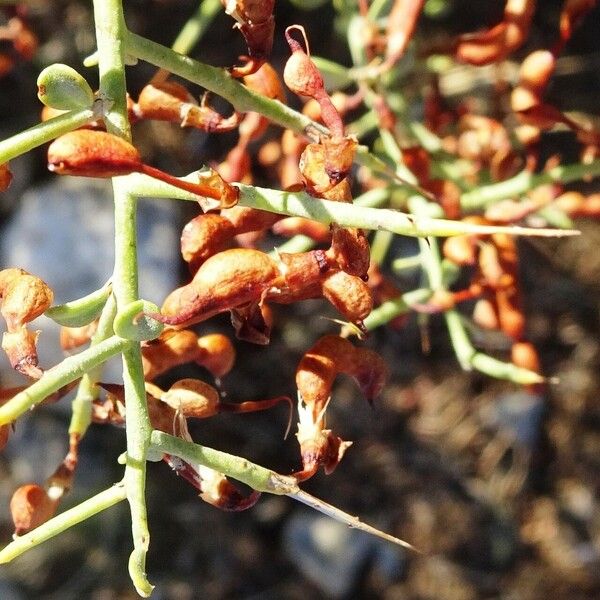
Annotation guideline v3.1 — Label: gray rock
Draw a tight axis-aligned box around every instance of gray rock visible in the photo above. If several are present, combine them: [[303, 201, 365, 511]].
[[0, 176, 181, 386], [283, 511, 405, 598]]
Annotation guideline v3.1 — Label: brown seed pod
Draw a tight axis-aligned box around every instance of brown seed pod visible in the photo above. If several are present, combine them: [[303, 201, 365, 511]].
[[157, 249, 281, 328], [443, 235, 478, 266], [180, 214, 237, 271], [2, 328, 43, 379], [320, 269, 373, 326], [454, 0, 535, 65], [519, 50, 556, 92], [160, 378, 221, 418], [196, 333, 236, 378], [382, 0, 425, 71], [142, 328, 200, 381], [243, 61, 286, 103], [142, 328, 235, 380], [47, 130, 239, 206], [495, 287, 525, 341], [472, 297, 500, 331], [284, 25, 344, 138], [0, 269, 53, 331], [294, 335, 387, 477], [511, 341, 540, 373], [296, 335, 388, 412], [136, 82, 241, 132], [10, 484, 57, 536]]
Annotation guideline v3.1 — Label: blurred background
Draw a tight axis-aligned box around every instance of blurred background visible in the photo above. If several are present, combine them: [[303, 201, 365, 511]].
[[1, 1, 600, 598]]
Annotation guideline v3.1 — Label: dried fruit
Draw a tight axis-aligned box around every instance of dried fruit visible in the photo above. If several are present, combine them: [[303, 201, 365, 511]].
[[10, 484, 57, 536], [47, 130, 239, 206], [295, 335, 388, 478]]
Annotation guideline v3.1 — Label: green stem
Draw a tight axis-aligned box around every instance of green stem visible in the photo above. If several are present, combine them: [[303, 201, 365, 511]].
[[95, 0, 151, 593], [150, 431, 299, 495], [461, 160, 600, 211], [0, 481, 126, 564], [0, 335, 127, 426], [0, 108, 95, 164], [126, 31, 325, 138], [362, 288, 431, 330], [171, 0, 221, 55], [69, 293, 117, 439], [412, 207, 545, 385], [93, 0, 130, 139], [119, 173, 578, 239], [112, 181, 153, 598]]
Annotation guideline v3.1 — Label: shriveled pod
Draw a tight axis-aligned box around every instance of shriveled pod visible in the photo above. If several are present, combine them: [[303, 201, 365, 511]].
[[495, 286, 525, 341], [0, 268, 53, 379], [0, 162, 13, 191], [472, 297, 500, 331], [142, 329, 200, 380], [243, 61, 286, 103], [271, 249, 332, 304], [454, 0, 536, 65], [519, 50, 556, 93], [328, 223, 371, 279], [320, 269, 373, 327], [136, 82, 240, 132], [2, 328, 42, 379], [142, 328, 235, 380], [47, 130, 239, 207], [10, 484, 57, 536], [382, 0, 425, 71], [0, 268, 53, 331], [284, 25, 344, 138], [181, 213, 237, 271], [196, 333, 236, 378], [155, 249, 281, 328], [161, 378, 291, 422], [222, 0, 275, 77], [295, 335, 388, 477]]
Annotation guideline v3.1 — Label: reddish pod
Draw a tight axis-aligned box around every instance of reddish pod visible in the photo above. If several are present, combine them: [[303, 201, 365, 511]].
[[284, 25, 344, 139], [222, 0, 275, 77], [135, 82, 240, 132], [47, 130, 239, 208], [141, 329, 235, 381], [382, 0, 425, 72], [453, 0, 536, 65], [294, 335, 388, 479], [0, 268, 53, 378]]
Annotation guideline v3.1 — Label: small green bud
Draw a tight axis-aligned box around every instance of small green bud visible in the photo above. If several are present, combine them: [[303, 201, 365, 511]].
[[37, 63, 94, 111]]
